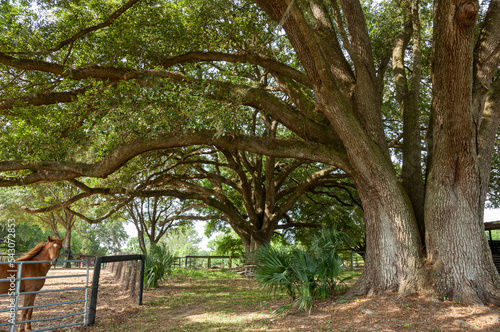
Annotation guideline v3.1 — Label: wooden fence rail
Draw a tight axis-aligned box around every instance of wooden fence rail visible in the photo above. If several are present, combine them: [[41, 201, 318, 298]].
[[174, 256, 240, 269]]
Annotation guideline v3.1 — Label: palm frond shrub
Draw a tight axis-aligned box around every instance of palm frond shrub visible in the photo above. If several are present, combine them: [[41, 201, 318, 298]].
[[255, 226, 347, 315], [144, 243, 175, 288], [254, 245, 295, 299], [310, 227, 346, 299]]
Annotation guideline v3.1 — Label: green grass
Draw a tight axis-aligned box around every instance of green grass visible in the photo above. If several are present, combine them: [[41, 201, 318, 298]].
[[339, 269, 363, 279], [98, 268, 362, 332]]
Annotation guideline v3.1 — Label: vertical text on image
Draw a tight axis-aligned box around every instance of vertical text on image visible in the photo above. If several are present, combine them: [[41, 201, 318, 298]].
[[4, 219, 17, 324]]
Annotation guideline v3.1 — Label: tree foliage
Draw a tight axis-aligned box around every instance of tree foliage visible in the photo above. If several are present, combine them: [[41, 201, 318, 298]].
[[161, 224, 204, 257], [73, 219, 128, 255], [207, 231, 245, 259], [0, 0, 499, 304]]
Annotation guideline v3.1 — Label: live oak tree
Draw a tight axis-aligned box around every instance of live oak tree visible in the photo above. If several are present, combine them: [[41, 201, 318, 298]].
[[0, 0, 499, 303], [138, 143, 353, 261], [32, 113, 357, 261], [125, 196, 216, 255], [73, 135, 356, 261]]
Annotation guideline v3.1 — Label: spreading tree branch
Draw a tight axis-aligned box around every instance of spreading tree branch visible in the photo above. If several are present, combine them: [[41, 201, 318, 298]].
[[0, 131, 350, 187], [162, 51, 311, 88]]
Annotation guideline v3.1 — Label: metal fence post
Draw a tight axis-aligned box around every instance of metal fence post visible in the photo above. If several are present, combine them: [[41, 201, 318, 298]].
[[87, 256, 102, 326]]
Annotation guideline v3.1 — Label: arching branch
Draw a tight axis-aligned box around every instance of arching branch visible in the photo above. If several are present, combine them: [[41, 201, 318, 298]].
[[21, 192, 93, 214], [44, 0, 141, 54], [63, 198, 132, 224], [0, 131, 350, 187], [0, 88, 86, 113], [276, 165, 339, 218], [162, 51, 311, 88]]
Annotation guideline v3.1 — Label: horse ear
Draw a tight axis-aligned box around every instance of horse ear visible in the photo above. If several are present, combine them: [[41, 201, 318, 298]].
[[61, 237, 66, 242], [48, 236, 52, 242]]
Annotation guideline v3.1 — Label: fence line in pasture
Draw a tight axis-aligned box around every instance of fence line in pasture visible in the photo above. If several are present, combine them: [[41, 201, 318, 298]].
[[172, 256, 240, 269], [340, 251, 365, 270], [169, 253, 364, 271], [104, 254, 141, 299], [88, 254, 145, 326]]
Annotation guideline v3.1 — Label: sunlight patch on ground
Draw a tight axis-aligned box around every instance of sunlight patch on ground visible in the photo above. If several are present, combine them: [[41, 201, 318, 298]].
[[184, 310, 270, 323]]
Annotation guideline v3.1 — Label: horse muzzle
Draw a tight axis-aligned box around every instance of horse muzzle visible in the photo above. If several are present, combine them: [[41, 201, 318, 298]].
[[50, 258, 58, 266]]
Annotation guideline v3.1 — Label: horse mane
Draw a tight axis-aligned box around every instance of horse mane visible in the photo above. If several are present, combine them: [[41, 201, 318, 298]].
[[16, 242, 47, 261]]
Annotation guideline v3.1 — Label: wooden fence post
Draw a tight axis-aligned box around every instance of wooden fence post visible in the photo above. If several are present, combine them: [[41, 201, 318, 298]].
[[130, 260, 137, 297], [124, 261, 131, 290], [119, 261, 127, 284], [115, 261, 123, 279]]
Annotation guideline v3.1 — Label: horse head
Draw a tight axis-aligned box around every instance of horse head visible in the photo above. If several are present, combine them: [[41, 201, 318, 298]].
[[46, 236, 65, 266]]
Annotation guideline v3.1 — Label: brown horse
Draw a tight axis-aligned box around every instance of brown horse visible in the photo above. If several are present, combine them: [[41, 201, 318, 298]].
[[0, 236, 64, 332]]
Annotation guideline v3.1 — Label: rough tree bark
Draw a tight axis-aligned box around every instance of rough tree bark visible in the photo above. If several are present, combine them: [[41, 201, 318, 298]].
[[424, 0, 500, 304], [253, 0, 500, 303], [255, 0, 424, 297]]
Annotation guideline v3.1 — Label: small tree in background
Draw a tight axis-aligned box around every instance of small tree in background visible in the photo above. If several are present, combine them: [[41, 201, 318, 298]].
[[73, 220, 128, 256], [162, 225, 204, 257], [208, 231, 245, 260], [125, 196, 188, 255]]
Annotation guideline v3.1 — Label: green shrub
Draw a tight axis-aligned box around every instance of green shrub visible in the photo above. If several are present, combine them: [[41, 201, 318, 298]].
[[144, 243, 175, 288], [255, 226, 347, 315], [254, 246, 295, 299]]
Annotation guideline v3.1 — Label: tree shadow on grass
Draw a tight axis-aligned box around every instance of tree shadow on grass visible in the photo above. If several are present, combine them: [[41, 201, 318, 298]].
[[80, 272, 284, 331]]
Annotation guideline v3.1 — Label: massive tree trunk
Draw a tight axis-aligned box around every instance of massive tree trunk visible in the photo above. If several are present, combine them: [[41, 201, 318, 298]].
[[239, 230, 274, 264], [255, 0, 499, 303], [424, 0, 500, 304], [255, 0, 425, 296], [349, 176, 423, 296]]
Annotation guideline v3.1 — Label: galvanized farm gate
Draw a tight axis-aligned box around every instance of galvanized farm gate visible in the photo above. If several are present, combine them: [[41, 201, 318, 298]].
[[0, 260, 89, 332]]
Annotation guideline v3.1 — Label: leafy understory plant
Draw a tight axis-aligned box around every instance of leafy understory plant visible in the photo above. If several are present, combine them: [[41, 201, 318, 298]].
[[255, 227, 349, 315], [144, 243, 175, 288]]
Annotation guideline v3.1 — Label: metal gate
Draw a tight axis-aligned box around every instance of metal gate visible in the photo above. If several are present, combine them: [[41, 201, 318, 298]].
[[0, 260, 89, 332]]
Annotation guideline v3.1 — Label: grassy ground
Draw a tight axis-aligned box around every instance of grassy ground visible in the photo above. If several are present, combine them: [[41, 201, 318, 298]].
[[80, 268, 500, 331], [83, 268, 362, 332]]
